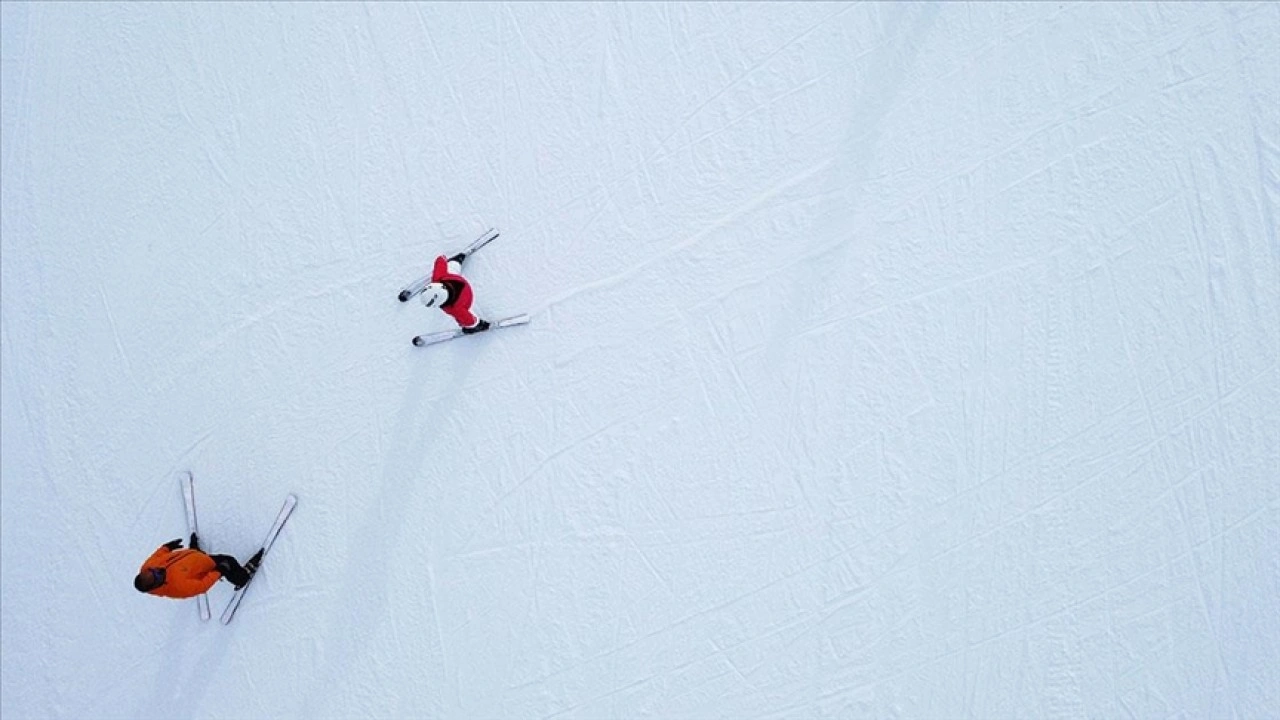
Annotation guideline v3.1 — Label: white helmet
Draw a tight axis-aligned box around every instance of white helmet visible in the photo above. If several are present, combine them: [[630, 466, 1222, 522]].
[[420, 283, 449, 308]]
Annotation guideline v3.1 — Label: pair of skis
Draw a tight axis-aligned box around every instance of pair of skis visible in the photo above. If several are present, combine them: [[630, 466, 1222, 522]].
[[412, 314, 530, 346], [179, 472, 296, 625], [397, 227, 529, 347]]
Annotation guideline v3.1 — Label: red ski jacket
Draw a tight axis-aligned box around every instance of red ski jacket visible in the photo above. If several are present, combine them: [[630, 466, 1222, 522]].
[[139, 545, 222, 599], [431, 255, 479, 328]]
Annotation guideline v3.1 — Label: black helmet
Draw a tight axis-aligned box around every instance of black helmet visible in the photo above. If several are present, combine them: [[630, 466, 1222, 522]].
[[134, 567, 164, 592]]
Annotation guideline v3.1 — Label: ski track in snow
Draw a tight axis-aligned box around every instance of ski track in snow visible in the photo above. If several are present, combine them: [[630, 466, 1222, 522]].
[[2, 3, 1278, 719]]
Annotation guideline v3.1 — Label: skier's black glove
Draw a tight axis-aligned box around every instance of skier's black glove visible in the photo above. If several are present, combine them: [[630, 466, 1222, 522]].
[[163, 538, 183, 551], [188, 533, 200, 551], [461, 319, 490, 335]]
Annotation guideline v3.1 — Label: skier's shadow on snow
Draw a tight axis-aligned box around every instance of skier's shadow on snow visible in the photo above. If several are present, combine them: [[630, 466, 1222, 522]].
[[297, 339, 485, 715]]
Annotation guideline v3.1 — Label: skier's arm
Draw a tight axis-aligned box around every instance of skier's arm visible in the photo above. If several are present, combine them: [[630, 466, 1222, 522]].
[[431, 255, 449, 281], [143, 546, 173, 567]]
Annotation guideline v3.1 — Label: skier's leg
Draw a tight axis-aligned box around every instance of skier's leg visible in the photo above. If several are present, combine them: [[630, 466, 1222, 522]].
[[211, 554, 251, 588], [461, 318, 490, 334]]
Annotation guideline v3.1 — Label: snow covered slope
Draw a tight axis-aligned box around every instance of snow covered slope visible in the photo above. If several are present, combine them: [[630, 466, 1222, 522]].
[[2, 3, 1277, 718]]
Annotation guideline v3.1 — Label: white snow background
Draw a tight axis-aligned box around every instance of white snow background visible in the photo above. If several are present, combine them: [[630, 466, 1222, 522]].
[[2, 3, 1278, 719]]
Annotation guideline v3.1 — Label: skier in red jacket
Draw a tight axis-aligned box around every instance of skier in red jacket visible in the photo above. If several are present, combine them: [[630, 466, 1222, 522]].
[[419, 251, 490, 334]]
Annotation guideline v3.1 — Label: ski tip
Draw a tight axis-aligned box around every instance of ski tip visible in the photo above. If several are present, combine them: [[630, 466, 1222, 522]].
[[398, 291, 411, 302], [412, 336, 425, 347]]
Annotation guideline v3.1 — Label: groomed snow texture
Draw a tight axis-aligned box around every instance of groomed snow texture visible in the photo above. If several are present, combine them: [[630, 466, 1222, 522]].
[[2, 3, 1278, 719]]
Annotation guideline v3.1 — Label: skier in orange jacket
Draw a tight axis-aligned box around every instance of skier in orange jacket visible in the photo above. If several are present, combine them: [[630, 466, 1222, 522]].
[[133, 535, 260, 599]]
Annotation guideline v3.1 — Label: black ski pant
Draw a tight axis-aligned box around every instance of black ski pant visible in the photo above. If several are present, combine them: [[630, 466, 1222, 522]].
[[211, 554, 250, 587]]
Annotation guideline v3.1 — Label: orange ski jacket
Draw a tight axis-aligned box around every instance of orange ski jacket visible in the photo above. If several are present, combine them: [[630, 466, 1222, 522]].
[[139, 545, 222, 599]]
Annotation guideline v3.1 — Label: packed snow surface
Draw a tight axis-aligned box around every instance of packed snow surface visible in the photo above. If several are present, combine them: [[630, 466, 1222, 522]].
[[2, 3, 1277, 718]]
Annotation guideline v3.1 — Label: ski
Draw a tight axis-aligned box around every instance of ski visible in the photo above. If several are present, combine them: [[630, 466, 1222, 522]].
[[398, 276, 431, 304], [398, 228, 499, 302], [220, 493, 298, 625], [459, 226, 500, 256], [179, 472, 211, 621], [412, 313, 530, 347]]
